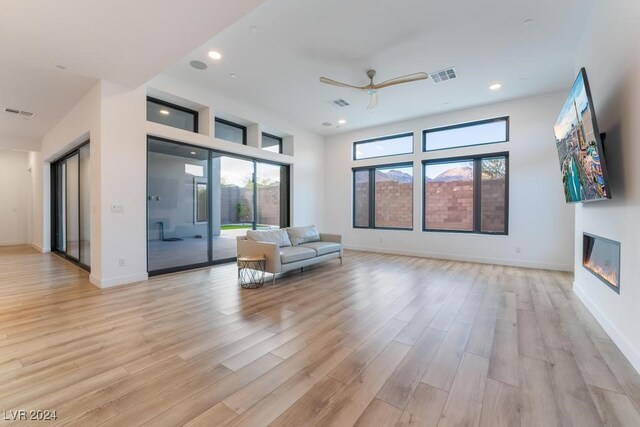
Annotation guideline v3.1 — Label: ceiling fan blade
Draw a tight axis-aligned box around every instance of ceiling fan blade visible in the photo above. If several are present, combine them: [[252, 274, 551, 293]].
[[319, 77, 367, 90], [372, 72, 428, 89], [367, 91, 378, 110]]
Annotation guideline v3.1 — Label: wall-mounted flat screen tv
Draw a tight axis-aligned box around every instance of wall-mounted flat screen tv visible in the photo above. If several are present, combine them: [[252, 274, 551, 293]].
[[554, 68, 611, 203]]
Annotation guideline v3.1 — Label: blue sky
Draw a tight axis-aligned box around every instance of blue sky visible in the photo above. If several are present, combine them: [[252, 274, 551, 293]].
[[554, 70, 590, 138]]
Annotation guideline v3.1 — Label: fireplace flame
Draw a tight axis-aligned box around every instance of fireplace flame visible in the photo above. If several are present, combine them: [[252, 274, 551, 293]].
[[584, 260, 619, 287]]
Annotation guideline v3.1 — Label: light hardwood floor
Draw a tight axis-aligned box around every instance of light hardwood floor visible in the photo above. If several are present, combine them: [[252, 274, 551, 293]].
[[1, 245, 639, 426]]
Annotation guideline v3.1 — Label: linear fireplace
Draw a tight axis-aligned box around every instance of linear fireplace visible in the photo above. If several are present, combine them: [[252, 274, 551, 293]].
[[583, 233, 620, 293]]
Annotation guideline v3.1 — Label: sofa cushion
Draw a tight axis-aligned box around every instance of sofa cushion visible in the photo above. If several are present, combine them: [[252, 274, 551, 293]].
[[280, 246, 316, 264], [300, 241, 342, 256], [246, 229, 292, 247], [286, 225, 320, 246]]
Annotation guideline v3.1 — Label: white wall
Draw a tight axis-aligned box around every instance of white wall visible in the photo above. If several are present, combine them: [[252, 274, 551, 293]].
[[324, 91, 575, 270], [0, 150, 31, 246], [30, 74, 325, 287], [571, 0, 640, 372]]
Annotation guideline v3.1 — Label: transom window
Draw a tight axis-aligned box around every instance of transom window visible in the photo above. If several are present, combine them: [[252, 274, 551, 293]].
[[423, 153, 508, 234], [423, 117, 509, 151], [353, 133, 413, 160], [262, 133, 283, 153], [147, 97, 198, 133], [215, 118, 247, 145]]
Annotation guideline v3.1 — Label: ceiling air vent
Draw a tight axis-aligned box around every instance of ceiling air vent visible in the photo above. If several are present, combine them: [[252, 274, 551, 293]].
[[429, 68, 457, 83], [330, 99, 350, 107], [4, 107, 35, 119]]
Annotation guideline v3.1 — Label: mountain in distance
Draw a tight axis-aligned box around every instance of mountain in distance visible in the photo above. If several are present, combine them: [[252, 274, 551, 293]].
[[355, 166, 474, 184], [429, 166, 473, 182]]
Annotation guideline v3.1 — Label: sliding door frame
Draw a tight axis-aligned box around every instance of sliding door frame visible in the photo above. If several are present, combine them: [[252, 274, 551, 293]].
[[146, 136, 290, 276], [50, 140, 91, 271]]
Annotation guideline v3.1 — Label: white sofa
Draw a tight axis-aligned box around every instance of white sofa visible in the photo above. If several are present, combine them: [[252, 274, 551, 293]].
[[237, 225, 342, 284]]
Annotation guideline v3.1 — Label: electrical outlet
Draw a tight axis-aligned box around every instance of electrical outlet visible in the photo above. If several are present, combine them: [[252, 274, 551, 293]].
[[118, 258, 125, 267]]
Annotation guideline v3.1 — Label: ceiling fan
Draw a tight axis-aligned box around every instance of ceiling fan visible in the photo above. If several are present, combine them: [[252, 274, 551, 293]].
[[319, 69, 428, 109]]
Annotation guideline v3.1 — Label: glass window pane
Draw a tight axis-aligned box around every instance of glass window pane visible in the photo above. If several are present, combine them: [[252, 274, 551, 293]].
[[354, 170, 370, 227], [354, 133, 413, 160], [424, 118, 508, 151], [374, 165, 413, 229], [425, 161, 474, 231], [147, 138, 209, 272], [79, 144, 91, 265], [481, 157, 507, 233], [256, 163, 283, 229], [66, 154, 80, 260], [146, 99, 197, 132], [262, 134, 282, 153], [215, 119, 246, 144]]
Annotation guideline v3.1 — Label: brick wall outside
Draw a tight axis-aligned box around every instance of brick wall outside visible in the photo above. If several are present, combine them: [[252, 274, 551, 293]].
[[425, 178, 506, 231], [480, 179, 506, 232], [354, 181, 413, 228], [220, 184, 280, 226], [375, 181, 413, 228]]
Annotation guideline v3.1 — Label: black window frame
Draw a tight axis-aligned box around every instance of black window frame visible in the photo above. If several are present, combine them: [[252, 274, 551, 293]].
[[353, 132, 414, 161], [262, 132, 283, 154], [146, 96, 199, 133], [422, 116, 509, 152], [352, 161, 414, 231], [422, 152, 509, 235], [215, 117, 247, 145]]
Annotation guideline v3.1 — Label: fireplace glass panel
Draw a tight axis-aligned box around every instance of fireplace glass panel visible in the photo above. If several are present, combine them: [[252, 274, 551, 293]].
[[582, 233, 620, 293]]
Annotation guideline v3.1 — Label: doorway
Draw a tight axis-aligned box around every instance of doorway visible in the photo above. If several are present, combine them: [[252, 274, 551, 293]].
[[147, 137, 289, 275], [51, 142, 91, 270]]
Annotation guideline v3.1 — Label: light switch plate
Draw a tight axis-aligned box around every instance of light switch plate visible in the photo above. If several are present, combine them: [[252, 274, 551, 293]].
[[111, 204, 124, 213]]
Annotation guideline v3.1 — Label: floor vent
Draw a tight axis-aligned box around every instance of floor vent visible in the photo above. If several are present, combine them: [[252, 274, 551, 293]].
[[429, 68, 457, 83]]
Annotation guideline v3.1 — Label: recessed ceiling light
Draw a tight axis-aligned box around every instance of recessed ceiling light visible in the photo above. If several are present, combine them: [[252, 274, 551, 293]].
[[190, 151, 196, 155], [229, 73, 236, 78], [250, 26, 259, 32], [322, 122, 332, 127], [208, 51, 222, 60], [190, 60, 207, 70], [338, 119, 347, 125], [159, 109, 170, 115], [522, 18, 534, 26], [489, 83, 502, 90]]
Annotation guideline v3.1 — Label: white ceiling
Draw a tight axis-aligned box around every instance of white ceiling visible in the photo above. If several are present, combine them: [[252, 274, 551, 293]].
[[165, 0, 595, 136], [0, 0, 265, 141]]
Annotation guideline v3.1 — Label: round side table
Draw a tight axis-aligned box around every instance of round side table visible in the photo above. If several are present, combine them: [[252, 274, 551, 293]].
[[237, 255, 267, 289]]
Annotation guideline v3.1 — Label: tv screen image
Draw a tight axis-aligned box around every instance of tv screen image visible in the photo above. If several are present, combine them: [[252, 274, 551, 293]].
[[554, 68, 611, 203]]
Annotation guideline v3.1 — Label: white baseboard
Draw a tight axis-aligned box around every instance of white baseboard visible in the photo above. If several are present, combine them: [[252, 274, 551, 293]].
[[0, 240, 28, 246], [343, 245, 573, 272], [30, 243, 51, 253], [574, 281, 640, 374], [90, 272, 149, 289]]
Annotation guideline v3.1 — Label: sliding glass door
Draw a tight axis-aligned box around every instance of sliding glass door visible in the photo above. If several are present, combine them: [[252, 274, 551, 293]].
[[147, 137, 289, 274], [147, 139, 210, 272], [51, 142, 91, 269]]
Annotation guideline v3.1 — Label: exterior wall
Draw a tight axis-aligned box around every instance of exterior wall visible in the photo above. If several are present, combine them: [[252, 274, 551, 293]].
[[324, 91, 575, 271]]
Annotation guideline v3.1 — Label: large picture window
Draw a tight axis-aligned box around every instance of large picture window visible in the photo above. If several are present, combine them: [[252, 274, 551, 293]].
[[353, 133, 413, 160], [423, 117, 508, 151], [353, 162, 413, 230], [423, 153, 508, 234]]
